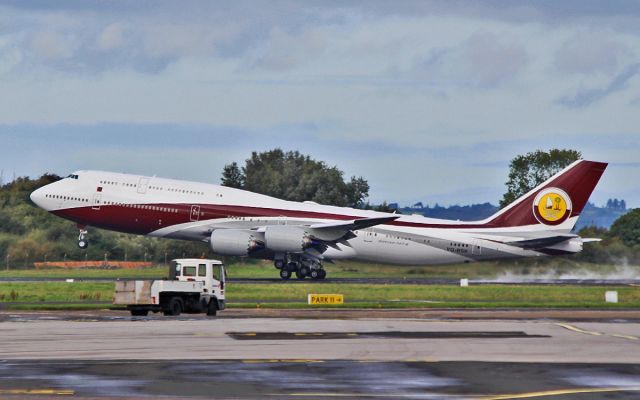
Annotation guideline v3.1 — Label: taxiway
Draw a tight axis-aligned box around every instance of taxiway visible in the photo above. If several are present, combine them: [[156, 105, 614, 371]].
[[0, 310, 639, 398]]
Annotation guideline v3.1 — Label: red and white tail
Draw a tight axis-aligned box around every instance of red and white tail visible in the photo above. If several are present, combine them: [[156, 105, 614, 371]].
[[485, 160, 607, 230]]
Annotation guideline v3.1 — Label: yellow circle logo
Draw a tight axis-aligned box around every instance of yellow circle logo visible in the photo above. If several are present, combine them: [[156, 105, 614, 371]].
[[532, 188, 572, 225]]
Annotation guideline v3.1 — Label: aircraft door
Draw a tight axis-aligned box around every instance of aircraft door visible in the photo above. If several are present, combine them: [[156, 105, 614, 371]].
[[137, 177, 149, 194], [91, 193, 102, 210], [190, 205, 201, 222], [472, 241, 482, 255]]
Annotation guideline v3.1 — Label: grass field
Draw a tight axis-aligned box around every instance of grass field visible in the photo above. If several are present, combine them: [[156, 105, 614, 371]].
[[1, 281, 638, 310], [0, 282, 113, 302]]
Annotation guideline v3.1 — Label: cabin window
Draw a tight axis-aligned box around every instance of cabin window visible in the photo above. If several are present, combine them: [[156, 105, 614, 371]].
[[183, 266, 196, 277], [198, 264, 206, 277]]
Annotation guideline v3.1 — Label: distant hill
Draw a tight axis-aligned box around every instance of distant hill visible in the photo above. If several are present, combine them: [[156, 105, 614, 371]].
[[573, 202, 629, 231], [401, 200, 629, 229]]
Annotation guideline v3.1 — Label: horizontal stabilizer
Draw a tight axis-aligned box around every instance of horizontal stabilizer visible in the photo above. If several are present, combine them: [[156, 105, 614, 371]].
[[505, 235, 577, 250]]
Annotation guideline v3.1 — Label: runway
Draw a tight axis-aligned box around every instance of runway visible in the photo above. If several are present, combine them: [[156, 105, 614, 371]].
[[2, 276, 639, 286], [0, 310, 639, 398]]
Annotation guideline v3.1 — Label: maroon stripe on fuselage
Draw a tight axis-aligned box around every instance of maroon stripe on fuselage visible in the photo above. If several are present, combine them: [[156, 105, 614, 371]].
[[52, 203, 491, 235]]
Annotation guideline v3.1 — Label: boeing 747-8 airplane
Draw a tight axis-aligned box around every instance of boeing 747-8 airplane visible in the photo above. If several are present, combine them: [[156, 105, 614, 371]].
[[30, 160, 607, 280]]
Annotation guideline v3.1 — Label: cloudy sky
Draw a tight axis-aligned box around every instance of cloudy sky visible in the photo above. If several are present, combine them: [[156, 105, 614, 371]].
[[1, 0, 639, 207]]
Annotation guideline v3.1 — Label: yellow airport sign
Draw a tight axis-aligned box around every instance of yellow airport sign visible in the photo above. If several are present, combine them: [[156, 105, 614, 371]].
[[308, 294, 344, 305]]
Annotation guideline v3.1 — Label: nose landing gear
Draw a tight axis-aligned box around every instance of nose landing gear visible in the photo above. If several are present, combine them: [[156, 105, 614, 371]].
[[78, 228, 89, 249]]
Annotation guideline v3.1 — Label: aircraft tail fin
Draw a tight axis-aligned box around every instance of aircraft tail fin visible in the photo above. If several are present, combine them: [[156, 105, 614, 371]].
[[485, 160, 607, 230]]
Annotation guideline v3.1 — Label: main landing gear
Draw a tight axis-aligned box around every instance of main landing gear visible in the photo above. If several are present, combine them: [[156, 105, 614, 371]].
[[78, 228, 89, 249], [275, 258, 326, 281]]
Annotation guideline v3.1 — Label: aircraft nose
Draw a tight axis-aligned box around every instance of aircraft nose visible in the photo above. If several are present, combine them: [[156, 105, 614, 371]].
[[30, 187, 46, 209]]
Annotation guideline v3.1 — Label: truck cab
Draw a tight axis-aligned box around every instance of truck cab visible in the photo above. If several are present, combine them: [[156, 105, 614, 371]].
[[114, 258, 226, 317], [170, 259, 225, 290]]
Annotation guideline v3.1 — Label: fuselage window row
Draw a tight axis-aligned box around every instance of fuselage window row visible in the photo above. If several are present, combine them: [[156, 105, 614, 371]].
[[97, 180, 206, 196]]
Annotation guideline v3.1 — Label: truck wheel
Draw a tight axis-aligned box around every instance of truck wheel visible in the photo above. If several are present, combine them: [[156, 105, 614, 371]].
[[164, 297, 182, 316], [206, 300, 218, 317], [130, 309, 149, 316]]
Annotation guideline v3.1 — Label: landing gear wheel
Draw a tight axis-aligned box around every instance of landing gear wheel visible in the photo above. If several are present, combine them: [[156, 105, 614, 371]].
[[279, 269, 292, 280], [310, 269, 320, 280], [274, 260, 285, 269], [319, 269, 327, 280], [77, 228, 89, 249], [130, 309, 148, 316], [206, 300, 218, 317], [297, 266, 310, 280], [163, 297, 182, 316], [286, 262, 298, 272]]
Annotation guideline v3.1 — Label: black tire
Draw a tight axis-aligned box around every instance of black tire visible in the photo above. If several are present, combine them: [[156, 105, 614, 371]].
[[280, 269, 291, 280], [78, 239, 89, 249], [274, 260, 285, 269], [310, 269, 320, 280], [163, 297, 182, 316], [206, 300, 218, 317], [286, 262, 298, 272], [130, 309, 149, 316], [319, 269, 327, 279], [295, 270, 306, 280]]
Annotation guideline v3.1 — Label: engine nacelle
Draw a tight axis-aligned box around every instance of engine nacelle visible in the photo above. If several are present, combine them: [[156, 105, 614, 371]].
[[210, 229, 263, 256], [264, 225, 313, 253]]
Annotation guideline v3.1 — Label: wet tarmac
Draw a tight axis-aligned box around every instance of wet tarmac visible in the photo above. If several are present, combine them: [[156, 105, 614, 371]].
[[1, 360, 640, 399]]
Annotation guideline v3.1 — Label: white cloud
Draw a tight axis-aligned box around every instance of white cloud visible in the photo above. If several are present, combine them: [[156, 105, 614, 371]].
[[95, 23, 125, 51], [29, 31, 76, 60]]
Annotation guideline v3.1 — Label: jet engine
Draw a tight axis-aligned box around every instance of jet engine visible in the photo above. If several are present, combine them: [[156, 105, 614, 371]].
[[210, 229, 263, 256], [264, 225, 314, 253]]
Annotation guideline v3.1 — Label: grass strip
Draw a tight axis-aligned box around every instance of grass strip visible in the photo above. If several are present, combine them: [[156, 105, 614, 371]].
[[1, 281, 639, 309]]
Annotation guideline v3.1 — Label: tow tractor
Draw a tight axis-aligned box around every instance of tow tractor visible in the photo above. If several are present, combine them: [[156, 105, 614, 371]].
[[113, 259, 226, 317]]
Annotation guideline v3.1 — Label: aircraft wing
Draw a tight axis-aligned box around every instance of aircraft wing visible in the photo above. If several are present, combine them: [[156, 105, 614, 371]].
[[305, 216, 399, 247], [309, 216, 399, 231]]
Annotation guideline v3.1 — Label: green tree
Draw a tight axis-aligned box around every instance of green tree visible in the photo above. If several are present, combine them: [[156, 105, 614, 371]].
[[345, 177, 370, 209], [500, 149, 582, 208], [221, 162, 244, 188], [221, 149, 370, 208], [610, 208, 640, 247]]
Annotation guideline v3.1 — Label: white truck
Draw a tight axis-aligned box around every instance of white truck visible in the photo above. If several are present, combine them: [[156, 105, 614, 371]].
[[113, 258, 226, 317]]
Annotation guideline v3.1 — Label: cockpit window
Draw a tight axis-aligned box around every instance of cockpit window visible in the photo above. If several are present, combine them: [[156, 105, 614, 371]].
[[66, 174, 79, 180]]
